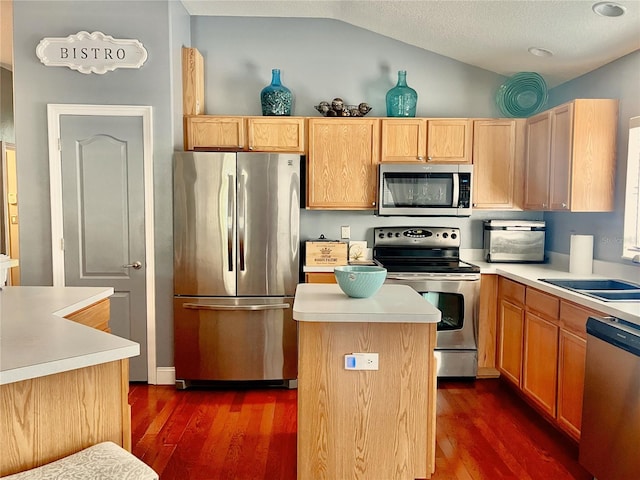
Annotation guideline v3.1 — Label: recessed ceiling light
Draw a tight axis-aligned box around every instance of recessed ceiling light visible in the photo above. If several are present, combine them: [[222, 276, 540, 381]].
[[592, 2, 627, 17], [528, 47, 554, 57]]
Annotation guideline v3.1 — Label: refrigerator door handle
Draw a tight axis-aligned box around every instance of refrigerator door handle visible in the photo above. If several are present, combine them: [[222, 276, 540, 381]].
[[183, 302, 290, 311], [227, 174, 234, 272], [238, 171, 247, 271]]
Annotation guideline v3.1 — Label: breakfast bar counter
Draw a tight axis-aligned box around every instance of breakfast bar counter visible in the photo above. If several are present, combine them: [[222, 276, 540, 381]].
[[0, 286, 139, 476], [293, 284, 441, 480]]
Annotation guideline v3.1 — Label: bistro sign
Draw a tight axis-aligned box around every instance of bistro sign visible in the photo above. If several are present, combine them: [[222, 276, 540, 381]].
[[36, 31, 148, 74]]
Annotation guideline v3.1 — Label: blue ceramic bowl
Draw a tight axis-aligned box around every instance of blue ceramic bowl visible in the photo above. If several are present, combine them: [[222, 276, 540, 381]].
[[334, 265, 387, 298]]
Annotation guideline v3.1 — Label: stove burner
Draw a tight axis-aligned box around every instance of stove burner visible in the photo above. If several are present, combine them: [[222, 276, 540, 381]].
[[373, 226, 480, 274]]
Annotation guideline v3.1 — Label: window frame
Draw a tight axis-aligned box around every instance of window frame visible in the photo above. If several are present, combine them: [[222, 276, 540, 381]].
[[622, 116, 640, 261]]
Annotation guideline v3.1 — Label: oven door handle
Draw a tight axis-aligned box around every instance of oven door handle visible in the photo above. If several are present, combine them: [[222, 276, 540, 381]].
[[386, 274, 481, 282]]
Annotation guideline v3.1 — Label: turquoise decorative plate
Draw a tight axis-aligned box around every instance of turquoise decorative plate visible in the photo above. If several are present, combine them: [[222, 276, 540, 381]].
[[496, 72, 548, 117]]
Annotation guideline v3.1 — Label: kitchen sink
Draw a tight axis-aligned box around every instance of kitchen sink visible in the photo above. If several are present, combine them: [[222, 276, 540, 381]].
[[539, 278, 640, 302]]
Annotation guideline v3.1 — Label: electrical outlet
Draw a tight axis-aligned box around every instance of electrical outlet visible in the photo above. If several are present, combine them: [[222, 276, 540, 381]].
[[344, 353, 379, 370], [341, 225, 351, 239]]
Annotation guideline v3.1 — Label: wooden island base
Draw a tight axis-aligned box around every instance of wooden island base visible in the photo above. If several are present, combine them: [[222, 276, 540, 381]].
[[298, 321, 437, 479], [294, 284, 440, 480]]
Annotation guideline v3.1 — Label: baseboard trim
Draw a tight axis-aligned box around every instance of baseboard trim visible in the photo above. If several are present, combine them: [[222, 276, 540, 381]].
[[155, 367, 176, 385]]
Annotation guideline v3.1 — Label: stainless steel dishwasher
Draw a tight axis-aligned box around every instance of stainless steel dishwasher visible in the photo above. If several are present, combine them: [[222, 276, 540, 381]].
[[579, 316, 640, 479]]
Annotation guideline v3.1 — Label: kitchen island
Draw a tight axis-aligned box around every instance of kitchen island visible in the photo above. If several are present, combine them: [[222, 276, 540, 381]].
[[293, 284, 441, 480], [0, 286, 139, 477]]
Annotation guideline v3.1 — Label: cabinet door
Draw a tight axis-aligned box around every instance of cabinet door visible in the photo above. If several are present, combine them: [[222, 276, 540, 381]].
[[568, 99, 618, 212], [426, 119, 472, 163], [557, 330, 586, 440], [472, 119, 523, 209], [64, 298, 111, 332], [305, 272, 337, 284], [184, 116, 245, 150], [246, 117, 305, 153], [549, 103, 573, 211], [524, 111, 551, 210], [380, 118, 427, 162], [307, 118, 379, 209], [498, 298, 524, 386], [522, 312, 559, 417]]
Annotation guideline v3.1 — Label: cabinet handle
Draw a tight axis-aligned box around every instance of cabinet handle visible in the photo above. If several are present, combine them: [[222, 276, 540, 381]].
[[562, 203, 567, 208], [372, 202, 376, 206], [427, 156, 433, 162], [417, 156, 425, 162]]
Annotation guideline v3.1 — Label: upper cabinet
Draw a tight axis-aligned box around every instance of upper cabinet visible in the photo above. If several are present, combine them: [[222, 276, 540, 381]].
[[184, 116, 305, 153], [524, 99, 618, 211], [427, 119, 473, 163], [184, 115, 245, 150], [246, 117, 306, 152], [380, 118, 472, 164], [307, 118, 380, 210], [472, 119, 525, 210]]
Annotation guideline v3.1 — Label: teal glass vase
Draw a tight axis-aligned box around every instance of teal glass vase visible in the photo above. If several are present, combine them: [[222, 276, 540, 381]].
[[260, 69, 293, 116], [386, 70, 417, 117]]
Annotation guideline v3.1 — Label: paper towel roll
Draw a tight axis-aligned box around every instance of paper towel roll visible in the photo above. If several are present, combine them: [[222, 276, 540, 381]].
[[569, 235, 594, 275]]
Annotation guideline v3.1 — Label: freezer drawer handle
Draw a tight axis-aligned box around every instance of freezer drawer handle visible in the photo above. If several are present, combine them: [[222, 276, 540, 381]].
[[183, 302, 290, 311]]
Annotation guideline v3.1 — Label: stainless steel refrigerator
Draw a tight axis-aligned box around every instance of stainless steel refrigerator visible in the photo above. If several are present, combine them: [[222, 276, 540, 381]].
[[173, 151, 300, 388]]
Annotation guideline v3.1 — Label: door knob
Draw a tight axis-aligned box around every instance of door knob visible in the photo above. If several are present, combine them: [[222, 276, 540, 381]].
[[123, 261, 142, 270]]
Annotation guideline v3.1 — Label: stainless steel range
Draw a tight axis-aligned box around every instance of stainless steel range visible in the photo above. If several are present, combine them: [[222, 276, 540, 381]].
[[373, 226, 480, 377]]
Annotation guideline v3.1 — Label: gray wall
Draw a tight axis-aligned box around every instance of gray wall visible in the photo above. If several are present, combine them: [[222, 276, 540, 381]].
[[12, 0, 187, 368], [191, 17, 505, 118], [544, 51, 640, 264]]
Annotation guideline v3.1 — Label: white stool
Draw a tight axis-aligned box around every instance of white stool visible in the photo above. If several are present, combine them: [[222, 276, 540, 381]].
[[2, 442, 158, 480]]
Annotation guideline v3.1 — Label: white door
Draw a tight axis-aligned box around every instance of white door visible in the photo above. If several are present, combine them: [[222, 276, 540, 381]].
[[48, 105, 155, 383]]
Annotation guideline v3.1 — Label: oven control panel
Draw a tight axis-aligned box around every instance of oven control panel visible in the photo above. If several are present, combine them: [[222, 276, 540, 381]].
[[374, 227, 461, 247]]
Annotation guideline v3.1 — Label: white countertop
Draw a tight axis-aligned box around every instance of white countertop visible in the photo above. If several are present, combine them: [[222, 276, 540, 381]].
[[0, 286, 140, 385], [302, 253, 640, 326], [293, 284, 441, 323]]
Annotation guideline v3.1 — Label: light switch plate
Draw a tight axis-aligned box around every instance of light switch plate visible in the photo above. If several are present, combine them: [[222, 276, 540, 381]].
[[341, 225, 350, 239]]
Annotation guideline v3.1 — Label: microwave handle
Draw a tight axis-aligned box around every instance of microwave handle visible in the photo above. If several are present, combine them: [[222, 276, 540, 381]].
[[452, 173, 460, 207]]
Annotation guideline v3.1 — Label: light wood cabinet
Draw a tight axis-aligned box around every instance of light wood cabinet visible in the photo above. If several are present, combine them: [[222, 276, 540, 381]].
[[524, 99, 618, 211], [64, 298, 110, 332], [556, 300, 594, 441], [557, 329, 586, 440], [184, 115, 245, 150], [181, 47, 204, 116], [380, 118, 427, 162], [184, 115, 306, 153], [427, 119, 473, 163], [307, 118, 380, 209], [304, 272, 337, 283], [472, 119, 525, 210], [498, 294, 524, 386], [380, 118, 472, 163], [477, 274, 499, 378], [246, 117, 305, 152], [495, 276, 605, 441], [522, 308, 558, 417]]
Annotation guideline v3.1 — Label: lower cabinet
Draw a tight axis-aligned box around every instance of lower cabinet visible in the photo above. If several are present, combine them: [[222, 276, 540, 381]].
[[498, 297, 524, 385], [304, 272, 337, 283], [497, 276, 600, 441], [522, 311, 558, 417], [64, 298, 110, 332]]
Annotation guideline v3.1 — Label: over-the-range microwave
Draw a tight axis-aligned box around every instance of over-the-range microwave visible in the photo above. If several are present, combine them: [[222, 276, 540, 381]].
[[377, 163, 473, 216]]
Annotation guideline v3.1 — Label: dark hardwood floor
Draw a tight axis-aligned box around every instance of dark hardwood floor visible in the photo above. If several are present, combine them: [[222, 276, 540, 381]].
[[129, 379, 591, 480]]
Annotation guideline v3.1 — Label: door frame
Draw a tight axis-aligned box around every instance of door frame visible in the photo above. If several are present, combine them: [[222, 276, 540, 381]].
[[47, 103, 157, 384]]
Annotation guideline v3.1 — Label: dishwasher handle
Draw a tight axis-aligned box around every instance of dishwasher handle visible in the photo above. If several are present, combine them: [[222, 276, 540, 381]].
[[586, 316, 640, 357]]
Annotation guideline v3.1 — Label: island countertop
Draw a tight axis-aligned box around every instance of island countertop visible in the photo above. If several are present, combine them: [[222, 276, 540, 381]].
[[0, 286, 140, 385], [293, 283, 441, 323]]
